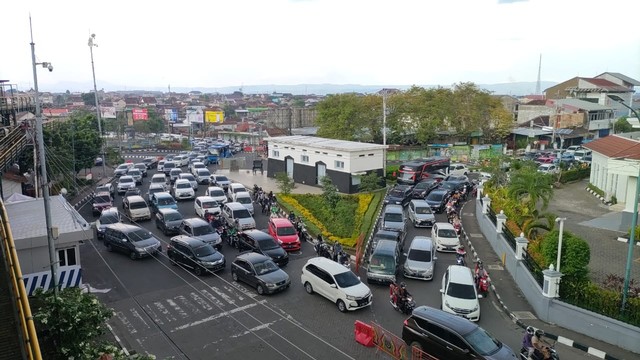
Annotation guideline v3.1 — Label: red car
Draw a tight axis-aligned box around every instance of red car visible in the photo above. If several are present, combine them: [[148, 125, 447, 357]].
[[268, 218, 301, 251]]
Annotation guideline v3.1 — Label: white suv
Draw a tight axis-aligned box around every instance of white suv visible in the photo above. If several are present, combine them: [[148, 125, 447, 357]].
[[172, 179, 195, 200], [205, 186, 227, 204], [440, 265, 480, 322], [432, 222, 460, 252], [449, 163, 469, 176], [300, 257, 372, 312], [117, 176, 136, 194]]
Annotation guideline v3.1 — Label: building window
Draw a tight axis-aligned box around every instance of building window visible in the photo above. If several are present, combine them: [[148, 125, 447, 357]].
[[58, 248, 77, 267], [315, 151, 320, 154], [284, 146, 289, 149], [272, 150, 280, 157], [368, 153, 374, 156], [322, 152, 328, 155], [301, 155, 309, 163], [335, 160, 345, 169], [337, 154, 343, 157], [302, 149, 307, 152], [359, 154, 365, 157], [351, 175, 361, 186]]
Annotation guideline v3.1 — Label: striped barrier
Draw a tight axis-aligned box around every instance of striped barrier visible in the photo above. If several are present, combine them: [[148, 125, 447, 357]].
[[22, 265, 82, 296]]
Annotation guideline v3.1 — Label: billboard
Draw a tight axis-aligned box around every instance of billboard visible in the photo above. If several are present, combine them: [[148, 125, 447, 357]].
[[205, 110, 224, 123], [100, 106, 116, 119], [186, 107, 204, 123], [164, 109, 178, 122], [132, 108, 148, 121]]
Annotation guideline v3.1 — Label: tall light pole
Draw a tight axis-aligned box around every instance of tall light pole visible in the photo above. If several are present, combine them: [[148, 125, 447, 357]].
[[88, 33, 106, 177], [555, 217, 566, 272], [381, 90, 388, 177], [29, 15, 58, 296], [608, 94, 640, 313]]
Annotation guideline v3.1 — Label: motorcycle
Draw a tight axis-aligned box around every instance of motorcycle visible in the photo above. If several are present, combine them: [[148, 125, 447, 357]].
[[390, 295, 415, 315], [477, 273, 490, 298], [456, 250, 466, 266], [338, 252, 350, 268], [519, 343, 559, 360], [315, 242, 332, 259]]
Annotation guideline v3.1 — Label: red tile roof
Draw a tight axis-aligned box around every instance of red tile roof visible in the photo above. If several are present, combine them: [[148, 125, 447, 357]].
[[584, 135, 640, 159], [579, 78, 631, 92]]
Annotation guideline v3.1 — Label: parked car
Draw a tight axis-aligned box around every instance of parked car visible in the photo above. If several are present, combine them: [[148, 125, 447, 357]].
[[103, 223, 162, 260], [231, 252, 290, 295], [205, 186, 227, 204], [194, 196, 222, 218], [300, 257, 372, 312], [538, 164, 559, 174], [407, 199, 436, 228], [411, 179, 439, 199], [163, 161, 177, 176], [210, 174, 231, 191], [234, 191, 255, 215], [222, 202, 256, 230], [432, 222, 460, 252], [167, 235, 225, 275], [123, 195, 151, 222], [267, 218, 301, 252], [149, 192, 178, 213], [559, 152, 575, 163], [126, 168, 142, 184], [449, 163, 469, 176], [169, 168, 183, 184], [380, 205, 407, 244], [92, 191, 113, 216], [441, 265, 481, 322], [574, 149, 592, 162], [117, 176, 136, 194], [425, 189, 451, 213], [228, 183, 248, 201], [95, 207, 121, 240], [403, 236, 436, 280], [238, 229, 289, 267], [565, 145, 582, 155], [189, 161, 206, 175], [402, 306, 515, 359], [157, 160, 166, 173], [366, 239, 401, 284], [155, 208, 184, 236], [179, 217, 222, 249], [145, 183, 165, 202], [95, 183, 114, 198], [172, 179, 195, 200], [384, 185, 413, 206]]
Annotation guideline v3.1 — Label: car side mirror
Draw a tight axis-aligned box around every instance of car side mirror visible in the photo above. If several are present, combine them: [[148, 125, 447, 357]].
[[439, 289, 444, 294], [330, 284, 337, 288], [122, 238, 128, 242], [478, 294, 483, 299]]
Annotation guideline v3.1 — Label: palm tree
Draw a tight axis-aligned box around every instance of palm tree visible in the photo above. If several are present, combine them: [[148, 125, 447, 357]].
[[507, 167, 554, 214], [522, 211, 557, 239]]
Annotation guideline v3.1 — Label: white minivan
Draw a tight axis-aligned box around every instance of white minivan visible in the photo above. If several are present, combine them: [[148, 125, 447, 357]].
[[124, 195, 151, 222], [440, 265, 480, 322], [574, 149, 592, 162]]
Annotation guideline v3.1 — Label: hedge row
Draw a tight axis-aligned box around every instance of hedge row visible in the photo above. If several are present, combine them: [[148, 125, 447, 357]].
[[559, 167, 591, 183]]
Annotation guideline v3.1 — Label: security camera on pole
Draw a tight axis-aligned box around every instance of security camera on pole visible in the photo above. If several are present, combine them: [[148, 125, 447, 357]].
[[88, 33, 106, 178]]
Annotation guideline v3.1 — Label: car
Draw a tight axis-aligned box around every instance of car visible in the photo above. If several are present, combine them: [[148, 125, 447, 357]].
[[145, 183, 165, 202], [167, 235, 225, 275], [441, 265, 481, 322], [559, 152, 575, 163], [149, 192, 178, 213], [150, 173, 169, 192], [174, 155, 189, 167], [538, 164, 559, 174], [565, 145, 582, 155], [210, 174, 231, 191], [179, 173, 198, 190], [449, 163, 469, 176], [142, 157, 158, 169], [95, 157, 103, 166], [231, 252, 290, 295], [371, 229, 402, 250], [267, 218, 301, 252], [580, 155, 592, 165], [179, 217, 222, 249], [403, 236, 436, 280], [123, 195, 151, 222], [169, 168, 183, 184], [439, 180, 467, 193], [103, 223, 162, 260], [535, 156, 555, 164], [300, 257, 372, 312], [432, 222, 460, 252], [228, 183, 248, 201], [402, 306, 515, 359], [407, 199, 436, 228], [189, 161, 206, 175], [172, 179, 195, 200], [444, 175, 471, 188], [238, 229, 289, 267], [96, 183, 115, 198], [164, 154, 176, 162], [157, 160, 166, 173], [163, 161, 177, 176], [95, 207, 121, 240], [133, 163, 148, 177], [114, 163, 133, 177], [379, 205, 407, 243], [117, 176, 136, 194], [155, 208, 184, 236], [194, 168, 211, 185], [194, 196, 222, 218], [127, 168, 143, 185], [222, 202, 256, 230], [195, 156, 210, 166], [205, 186, 227, 204], [234, 191, 255, 215], [92, 191, 113, 216], [425, 188, 451, 213], [366, 239, 401, 284], [410, 179, 439, 198], [384, 185, 413, 206]]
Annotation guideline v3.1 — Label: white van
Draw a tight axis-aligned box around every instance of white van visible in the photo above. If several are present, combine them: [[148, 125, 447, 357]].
[[574, 149, 592, 161], [124, 195, 151, 222], [222, 202, 256, 230], [565, 145, 582, 155]]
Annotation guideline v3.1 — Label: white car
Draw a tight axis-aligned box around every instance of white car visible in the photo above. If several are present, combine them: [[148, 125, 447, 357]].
[[172, 179, 195, 200], [205, 186, 227, 204], [157, 160, 165, 173], [449, 163, 469, 176], [194, 196, 222, 218], [117, 176, 136, 194], [432, 222, 460, 252], [234, 191, 254, 215], [300, 257, 372, 312], [174, 155, 189, 167], [150, 173, 169, 191], [195, 168, 211, 184], [179, 173, 198, 190], [538, 164, 559, 174], [228, 183, 247, 201], [440, 265, 480, 322], [189, 161, 206, 175]]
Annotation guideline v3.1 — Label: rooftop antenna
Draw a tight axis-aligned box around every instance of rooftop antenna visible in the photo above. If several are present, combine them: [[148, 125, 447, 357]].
[[535, 53, 542, 95]]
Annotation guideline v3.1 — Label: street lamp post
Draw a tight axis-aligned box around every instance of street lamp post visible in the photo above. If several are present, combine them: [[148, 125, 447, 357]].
[[29, 16, 58, 296], [555, 217, 567, 272], [88, 34, 106, 177], [608, 94, 640, 313]]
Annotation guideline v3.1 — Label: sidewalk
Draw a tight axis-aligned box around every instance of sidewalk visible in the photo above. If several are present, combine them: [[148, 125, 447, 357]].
[[460, 199, 631, 360]]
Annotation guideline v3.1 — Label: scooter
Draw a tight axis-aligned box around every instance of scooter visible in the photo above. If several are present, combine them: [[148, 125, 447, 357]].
[[338, 252, 350, 268], [390, 295, 415, 315], [315, 242, 332, 259], [456, 252, 466, 266], [519, 343, 559, 360], [477, 273, 490, 298]]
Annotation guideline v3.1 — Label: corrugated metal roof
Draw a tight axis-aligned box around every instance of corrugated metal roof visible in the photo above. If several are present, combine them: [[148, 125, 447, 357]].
[[554, 98, 613, 111], [598, 72, 640, 86], [268, 136, 388, 152], [510, 128, 552, 137]]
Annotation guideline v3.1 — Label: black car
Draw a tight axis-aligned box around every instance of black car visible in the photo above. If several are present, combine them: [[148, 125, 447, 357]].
[[371, 229, 403, 251], [424, 189, 451, 213], [142, 156, 158, 169], [384, 185, 414, 207], [411, 179, 439, 199], [103, 223, 162, 260], [444, 175, 471, 188], [231, 252, 290, 295], [167, 235, 225, 275], [238, 230, 289, 267], [155, 208, 184, 236], [439, 180, 467, 193]]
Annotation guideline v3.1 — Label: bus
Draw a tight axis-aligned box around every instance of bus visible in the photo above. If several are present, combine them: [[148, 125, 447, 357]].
[[207, 143, 232, 164], [396, 157, 450, 185]]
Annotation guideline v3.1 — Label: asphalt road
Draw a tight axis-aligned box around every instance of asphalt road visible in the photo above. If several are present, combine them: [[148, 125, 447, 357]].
[[77, 158, 589, 360]]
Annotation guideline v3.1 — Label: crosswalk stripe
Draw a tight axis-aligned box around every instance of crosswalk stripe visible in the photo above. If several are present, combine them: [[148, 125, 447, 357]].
[[189, 292, 213, 311], [166, 299, 189, 319]]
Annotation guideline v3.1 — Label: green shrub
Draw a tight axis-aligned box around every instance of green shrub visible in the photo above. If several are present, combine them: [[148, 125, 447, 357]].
[[587, 183, 604, 197], [294, 193, 359, 238], [559, 167, 591, 183], [611, 195, 617, 205], [386, 165, 399, 180], [561, 280, 640, 327], [541, 230, 590, 283], [275, 172, 295, 195], [359, 172, 383, 192], [627, 225, 640, 238]]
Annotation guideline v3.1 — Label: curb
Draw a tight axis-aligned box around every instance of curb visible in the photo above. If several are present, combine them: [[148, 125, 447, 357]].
[[584, 187, 613, 206], [105, 323, 130, 356], [460, 200, 621, 360]]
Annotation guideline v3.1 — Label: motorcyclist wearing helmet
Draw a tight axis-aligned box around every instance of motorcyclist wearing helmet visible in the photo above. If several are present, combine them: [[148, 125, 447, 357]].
[[531, 329, 549, 360], [522, 326, 535, 358], [397, 282, 411, 311], [288, 211, 296, 223], [475, 260, 488, 286]]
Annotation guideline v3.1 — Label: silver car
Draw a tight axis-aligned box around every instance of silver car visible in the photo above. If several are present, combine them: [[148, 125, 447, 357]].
[[407, 199, 436, 228], [380, 205, 407, 242], [403, 236, 436, 280]]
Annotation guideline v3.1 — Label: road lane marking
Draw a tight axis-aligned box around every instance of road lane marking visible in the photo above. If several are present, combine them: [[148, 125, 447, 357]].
[[223, 284, 245, 301], [129, 308, 150, 330], [189, 292, 213, 311], [166, 299, 189, 319], [142, 304, 164, 325], [116, 311, 137, 334], [176, 295, 201, 315], [211, 286, 236, 305], [171, 302, 261, 332], [229, 319, 280, 338], [200, 289, 226, 308], [154, 301, 177, 322]]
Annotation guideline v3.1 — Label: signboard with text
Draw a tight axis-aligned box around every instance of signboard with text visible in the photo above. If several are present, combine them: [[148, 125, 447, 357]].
[[100, 106, 117, 119], [164, 109, 178, 122], [186, 108, 204, 123], [205, 110, 224, 123], [132, 108, 148, 121]]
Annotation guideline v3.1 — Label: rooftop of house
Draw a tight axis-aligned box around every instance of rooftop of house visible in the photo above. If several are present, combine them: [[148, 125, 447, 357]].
[[268, 135, 388, 152], [584, 134, 640, 160], [553, 98, 614, 112]]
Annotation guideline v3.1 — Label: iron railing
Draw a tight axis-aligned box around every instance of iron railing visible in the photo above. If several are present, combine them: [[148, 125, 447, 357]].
[[487, 206, 497, 227], [502, 223, 516, 251], [522, 248, 544, 288]]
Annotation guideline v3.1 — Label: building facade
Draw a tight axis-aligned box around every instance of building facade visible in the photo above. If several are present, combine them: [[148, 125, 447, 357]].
[[267, 136, 387, 193], [265, 107, 317, 130]]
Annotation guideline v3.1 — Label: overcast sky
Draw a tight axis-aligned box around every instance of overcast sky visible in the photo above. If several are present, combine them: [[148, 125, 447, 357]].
[[2, 0, 640, 92]]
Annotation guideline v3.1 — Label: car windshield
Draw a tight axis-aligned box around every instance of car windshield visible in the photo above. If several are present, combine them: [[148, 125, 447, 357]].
[[128, 170, 140, 175], [463, 327, 501, 356], [171, 169, 182, 175], [135, 165, 145, 170], [164, 213, 183, 222], [152, 177, 165, 183], [100, 214, 119, 224], [233, 209, 251, 219], [129, 201, 147, 209], [426, 192, 443, 201], [276, 226, 297, 236], [237, 197, 251, 204], [129, 229, 152, 242], [202, 201, 217, 209], [438, 229, 457, 238], [148, 188, 163, 196], [210, 189, 225, 197], [193, 225, 213, 236], [253, 260, 279, 275], [439, 183, 456, 190], [177, 183, 191, 189], [398, 172, 414, 180], [94, 195, 110, 203], [369, 254, 395, 274], [389, 189, 404, 197], [384, 212, 403, 222], [447, 282, 476, 299], [415, 206, 432, 215], [96, 186, 110, 193], [375, 233, 397, 241], [120, 178, 133, 184], [408, 249, 431, 262], [198, 170, 210, 176], [414, 182, 431, 190], [233, 187, 246, 193], [194, 244, 216, 257], [117, 165, 128, 170], [334, 270, 361, 288], [182, 175, 195, 181], [258, 238, 280, 250], [158, 197, 175, 206], [216, 176, 229, 182]]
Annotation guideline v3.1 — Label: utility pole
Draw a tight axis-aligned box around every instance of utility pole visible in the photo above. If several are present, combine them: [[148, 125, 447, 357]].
[[88, 34, 106, 177]]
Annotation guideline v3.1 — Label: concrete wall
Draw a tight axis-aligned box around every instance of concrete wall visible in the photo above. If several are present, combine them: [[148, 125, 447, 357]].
[[516, 104, 555, 125], [474, 200, 640, 354]]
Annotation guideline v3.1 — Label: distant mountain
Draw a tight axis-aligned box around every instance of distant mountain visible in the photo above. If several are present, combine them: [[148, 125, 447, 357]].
[[45, 81, 557, 96]]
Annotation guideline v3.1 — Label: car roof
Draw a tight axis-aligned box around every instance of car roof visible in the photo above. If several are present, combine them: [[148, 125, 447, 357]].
[[372, 239, 397, 254], [126, 195, 145, 202], [170, 168, 183, 173], [151, 173, 166, 178], [183, 217, 208, 226], [154, 192, 173, 198], [235, 191, 251, 198], [242, 229, 274, 241], [196, 196, 217, 202], [175, 179, 190, 184], [236, 251, 270, 263], [207, 186, 224, 191], [170, 235, 206, 247], [409, 236, 433, 250], [101, 207, 119, 216], [95, 191, 110, 197], [430, 188, 449, 194], [158, 208, 180, 215], [306, 257, 352, 275], [230, 183, 246, 188], [410, 306, 477, 335], [119, 176, 133, 181], [383, 204, 404, 213], [393, 184, 413, 190], [435, 222, 454, 229], [448, 265, 475, 284], [149, 183, 165, 190], [410, 199, 430, 207], [225, 202, 246, 210], [271, 218, 294, 227], [106, 223, 141, 232], [374, 229, 401, 238]]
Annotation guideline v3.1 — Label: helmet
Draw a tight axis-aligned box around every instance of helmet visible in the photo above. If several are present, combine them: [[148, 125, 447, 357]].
[[458, 245, 465, 250], [477, 260, 483, 265], [526, 326, 534, 335], [400, 282, 406, 289], [534, 329, 544, 338]]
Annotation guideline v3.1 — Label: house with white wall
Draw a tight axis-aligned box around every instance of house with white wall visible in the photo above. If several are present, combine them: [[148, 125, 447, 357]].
[[267, 136, 387, 193]]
